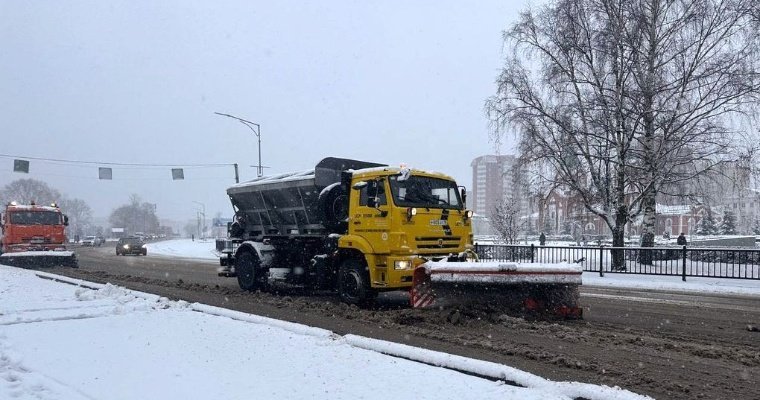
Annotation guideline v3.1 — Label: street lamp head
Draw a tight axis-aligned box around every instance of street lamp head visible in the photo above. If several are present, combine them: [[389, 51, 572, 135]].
[[215, 111, 264, 178]]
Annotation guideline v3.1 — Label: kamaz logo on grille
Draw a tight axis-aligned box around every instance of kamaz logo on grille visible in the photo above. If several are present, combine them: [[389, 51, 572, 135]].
[[429, 220, 447, 226]]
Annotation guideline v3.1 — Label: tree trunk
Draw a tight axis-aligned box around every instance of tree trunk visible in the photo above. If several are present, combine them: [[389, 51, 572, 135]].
[[639, 192, 657, 265], [639, 0, 659, 266], [611, 204, 628, 270]]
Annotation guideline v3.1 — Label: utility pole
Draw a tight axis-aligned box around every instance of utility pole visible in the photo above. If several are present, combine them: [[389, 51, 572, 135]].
[[215, 112, 264, 177]]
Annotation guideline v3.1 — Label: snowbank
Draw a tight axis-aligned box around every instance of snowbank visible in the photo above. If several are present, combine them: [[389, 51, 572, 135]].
[[145, 238, 218, 260]]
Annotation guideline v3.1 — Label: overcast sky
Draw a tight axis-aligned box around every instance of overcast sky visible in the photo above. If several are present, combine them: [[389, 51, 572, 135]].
[[0, 1, 528, 223]]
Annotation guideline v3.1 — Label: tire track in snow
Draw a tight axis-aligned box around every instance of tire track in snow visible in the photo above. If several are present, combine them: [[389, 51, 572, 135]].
[[583, 292, 759, 313]]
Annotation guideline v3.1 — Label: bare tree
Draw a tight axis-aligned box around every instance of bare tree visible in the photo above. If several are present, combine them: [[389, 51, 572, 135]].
[[491, 197, 523, 244], [623, 0, 760, 256], [109, 194, 160, 235], [487, 0, 641, 268], [487, 0, 760, 267], [0, 178, 62, 206], [59, 198, 93, 238]]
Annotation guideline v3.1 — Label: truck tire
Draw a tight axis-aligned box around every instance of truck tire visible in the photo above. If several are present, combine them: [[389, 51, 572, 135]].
[[236, 251, 267, 291], [338, 259, 376, 307], [318, 183, 348, 233]]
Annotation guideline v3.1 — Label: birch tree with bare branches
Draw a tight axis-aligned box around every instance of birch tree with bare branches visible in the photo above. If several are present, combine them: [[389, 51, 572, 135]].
[[491, 197, 523, 244], [487, 0, 760, 268], [624, 0, 760, 258]]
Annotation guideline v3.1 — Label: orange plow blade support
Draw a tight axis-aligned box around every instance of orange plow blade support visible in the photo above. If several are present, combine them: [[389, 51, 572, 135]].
[[410, 261, 583, 318]]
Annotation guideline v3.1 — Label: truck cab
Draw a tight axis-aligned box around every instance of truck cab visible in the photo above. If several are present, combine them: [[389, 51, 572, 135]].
[[342, 167, 473, 291], [1, 202, 69, 253]]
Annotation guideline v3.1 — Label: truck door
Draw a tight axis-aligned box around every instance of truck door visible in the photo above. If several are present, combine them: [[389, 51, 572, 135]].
[[350, 178, 390, 254]]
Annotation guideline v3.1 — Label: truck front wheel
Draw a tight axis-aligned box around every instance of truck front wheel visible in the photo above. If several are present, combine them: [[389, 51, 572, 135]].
[[236, 251, 266, 291], [338, 259, 376, 307]]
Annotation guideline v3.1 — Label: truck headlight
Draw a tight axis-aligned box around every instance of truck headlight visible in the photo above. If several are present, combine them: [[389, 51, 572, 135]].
[[142, 244, 147, 248], [394, 260, 411, 270]]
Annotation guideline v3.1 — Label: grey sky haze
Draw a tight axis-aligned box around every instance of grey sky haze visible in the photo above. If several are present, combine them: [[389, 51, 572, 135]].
[[1, 1, 525, 223]]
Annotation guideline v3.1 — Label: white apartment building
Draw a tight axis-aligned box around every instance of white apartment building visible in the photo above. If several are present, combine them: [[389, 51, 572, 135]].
[[470, 154, 526, 220]]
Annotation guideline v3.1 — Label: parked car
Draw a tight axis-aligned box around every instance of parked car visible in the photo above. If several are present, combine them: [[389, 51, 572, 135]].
[[82, 236, 97, 246], [115, 236, 147, 256], [95, 236, 106, 246]]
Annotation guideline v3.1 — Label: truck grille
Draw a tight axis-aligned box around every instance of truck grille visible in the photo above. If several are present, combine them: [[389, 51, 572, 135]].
[[23, 237, 51, 244], [415, 236, 461, 249]]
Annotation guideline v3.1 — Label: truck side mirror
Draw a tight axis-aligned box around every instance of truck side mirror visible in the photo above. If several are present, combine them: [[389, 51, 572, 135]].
[[367, 197, 388, 217], [63, 215, 69, 226], [460, 187, 467, 208]]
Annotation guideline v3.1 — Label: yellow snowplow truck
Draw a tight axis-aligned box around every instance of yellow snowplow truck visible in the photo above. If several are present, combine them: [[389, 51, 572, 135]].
[[218, 157, 581, 316]]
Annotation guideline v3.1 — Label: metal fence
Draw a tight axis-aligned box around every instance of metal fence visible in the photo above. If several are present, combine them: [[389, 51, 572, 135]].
[[474, 244, 760, 280]]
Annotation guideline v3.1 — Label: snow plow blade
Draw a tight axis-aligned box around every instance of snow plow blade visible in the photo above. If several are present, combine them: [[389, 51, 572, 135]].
[[0, 251, 78, 268], [410, 261, 583, 318]]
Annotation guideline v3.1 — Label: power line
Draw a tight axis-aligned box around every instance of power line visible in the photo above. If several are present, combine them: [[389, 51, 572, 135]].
[[0, 170, 234, 181], [0, 153, 234, 168]]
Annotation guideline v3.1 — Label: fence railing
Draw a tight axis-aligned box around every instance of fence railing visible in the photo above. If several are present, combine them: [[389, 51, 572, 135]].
[[474, 244, 760, 280]]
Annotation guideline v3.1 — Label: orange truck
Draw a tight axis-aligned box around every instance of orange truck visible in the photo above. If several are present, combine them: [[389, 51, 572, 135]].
[[0, 201, 78, 267]]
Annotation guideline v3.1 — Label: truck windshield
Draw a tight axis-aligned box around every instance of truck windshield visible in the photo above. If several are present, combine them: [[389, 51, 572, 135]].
[[8, 211, 61, 225], [389, 175, 462, 209]]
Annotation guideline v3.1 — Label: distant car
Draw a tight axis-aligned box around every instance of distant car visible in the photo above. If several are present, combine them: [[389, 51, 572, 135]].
[[82, 236, 97, 246], [95, 236, 106, 246], [116, 237, 147, 256]]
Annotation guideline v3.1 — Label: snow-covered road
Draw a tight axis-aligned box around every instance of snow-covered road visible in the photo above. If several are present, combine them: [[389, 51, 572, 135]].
[[0, 265, 649, 400]]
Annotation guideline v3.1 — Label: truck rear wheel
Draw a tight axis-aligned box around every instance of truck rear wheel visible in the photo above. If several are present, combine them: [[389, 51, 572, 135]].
[[338, 259, 376, 307], [236, 251, 267, 291]]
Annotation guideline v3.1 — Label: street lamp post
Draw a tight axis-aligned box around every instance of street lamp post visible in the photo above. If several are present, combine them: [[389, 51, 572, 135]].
[[195, 210, 201, 240], [215, 112, 263, 177], [192, 201, 205, 239]]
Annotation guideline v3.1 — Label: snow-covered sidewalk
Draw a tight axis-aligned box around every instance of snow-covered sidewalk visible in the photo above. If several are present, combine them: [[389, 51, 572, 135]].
[[583, 272, 760, 297], [0, 265, 649, 400]]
